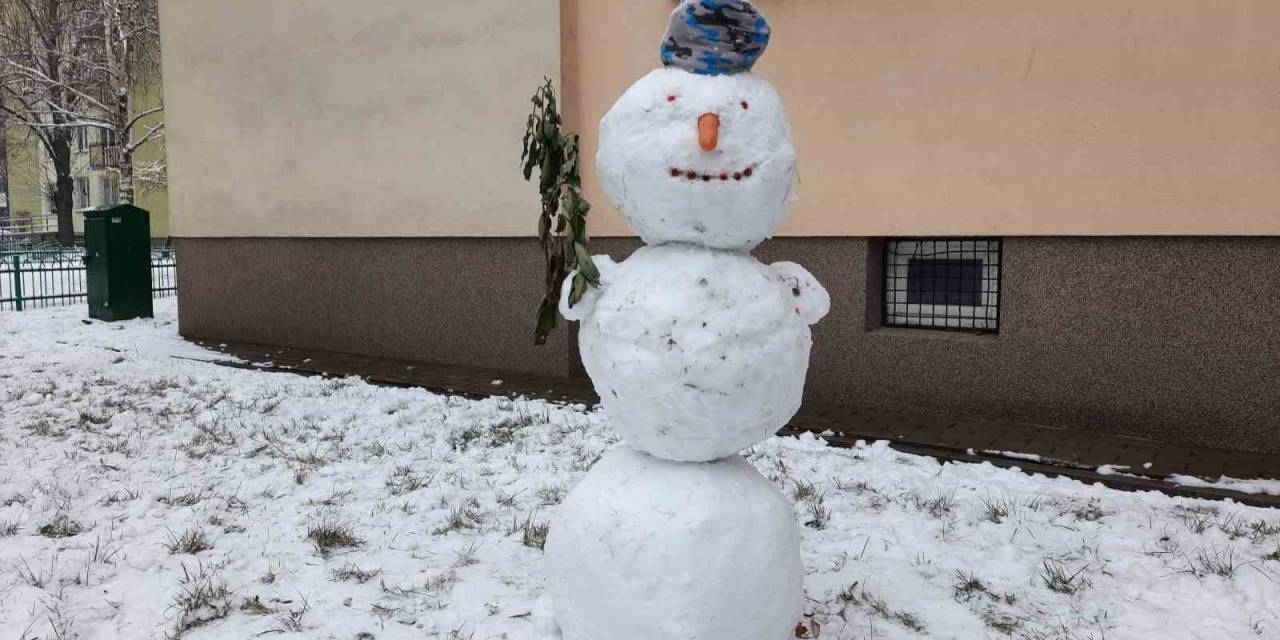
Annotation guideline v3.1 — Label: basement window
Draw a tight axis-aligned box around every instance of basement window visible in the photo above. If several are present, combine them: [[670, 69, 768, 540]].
[[883, 238, 1001, 332]]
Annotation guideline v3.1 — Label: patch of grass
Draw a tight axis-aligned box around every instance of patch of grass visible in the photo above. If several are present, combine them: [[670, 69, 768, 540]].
[[371, 603, 400, 619], [494, 488, 523, 508], [1193, 546, 1246, 578], [306, 487, 353, 507], [424, 569, 459, 595], [864, 589, 925, 632], [434, 501, 485, 535], [536, 484, 566, 506], [454, 541, 482, 567], [838, 584, 925, 633], [159, 490, 209, 507], [16, 556, 55, 588], [447, 425, 486, 452], [386, 464, 434, 496], [42, 597, 76, 640], [1073, 500, 1107, 522], [1218, 514, 1280, 542], [1248, 519, 1280, 539], [569, 446, 603, 472], [272, 596, 311, 633], [240, 595, 275, 615], [521, 513, 549, 550], [170, 562, 232, 636], [981, 608, 1022, 634], [0, 520, 19, 537], [1175, 506, 1218, 534], [792, 479, 820, 502], [952, 570, 990, 602], [307, 515, 362, 556], [165, 527, 213, 555], [332, 563, 382, 583], [77, 408, 111, 427], [101, 487, 142, 505], [911, 490, 959, 519], [87, 530, 123, 566], [980, 495, 1016, 524], [148, 376, 182, 393], [38, 514, 84, 539], [804, 499, 831, 530], [1040, 559, 1090, 594]]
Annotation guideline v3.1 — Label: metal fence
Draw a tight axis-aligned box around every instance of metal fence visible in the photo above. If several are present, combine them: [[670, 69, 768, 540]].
[[0, 243, 176, 311], [0, 213, 59, 237]]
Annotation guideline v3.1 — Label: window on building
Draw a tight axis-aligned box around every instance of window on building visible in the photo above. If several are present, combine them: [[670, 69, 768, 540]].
[[883, 238, 1001, 332], [100, 174, 120, 207], [73, 177, 90, 210]]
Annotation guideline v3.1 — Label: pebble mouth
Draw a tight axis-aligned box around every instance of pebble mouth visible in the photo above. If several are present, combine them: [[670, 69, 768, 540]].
[[669, 166, 755, 182]]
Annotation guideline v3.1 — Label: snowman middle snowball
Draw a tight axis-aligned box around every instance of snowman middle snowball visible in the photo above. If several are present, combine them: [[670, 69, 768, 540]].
[[562, 67, 828, 463]]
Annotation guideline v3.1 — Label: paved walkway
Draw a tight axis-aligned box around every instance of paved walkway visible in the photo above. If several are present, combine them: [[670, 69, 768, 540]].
[[189, 339, 1280, 508]]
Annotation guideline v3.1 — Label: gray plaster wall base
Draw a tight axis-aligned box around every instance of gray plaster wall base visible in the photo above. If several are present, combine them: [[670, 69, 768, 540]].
[[175, 236, 1280, 453], [174, 237, 575, 378]]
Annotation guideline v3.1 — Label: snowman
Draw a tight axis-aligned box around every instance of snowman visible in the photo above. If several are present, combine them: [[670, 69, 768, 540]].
[[544, 2, 829, 639]]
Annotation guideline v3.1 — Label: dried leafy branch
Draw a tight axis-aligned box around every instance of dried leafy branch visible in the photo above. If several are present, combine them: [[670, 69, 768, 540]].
[[521, 77, 598, 345]]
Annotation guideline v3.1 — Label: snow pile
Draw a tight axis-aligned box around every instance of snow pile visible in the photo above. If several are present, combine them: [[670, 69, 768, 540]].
[[1171, 474, 1280, 497], [1, 302, 1278, 639]]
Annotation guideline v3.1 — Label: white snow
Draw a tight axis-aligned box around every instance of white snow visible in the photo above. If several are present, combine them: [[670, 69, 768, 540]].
[[1171, 475, 1280, 497], [986, 450, 1045, 463], [1, 301, 1279, 639], [545, 448, 802, 640]]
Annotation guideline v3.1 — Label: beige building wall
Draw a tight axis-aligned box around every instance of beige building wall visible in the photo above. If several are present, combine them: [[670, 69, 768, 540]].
[[568, 0, 1280, 237], [159, 0, 560, 238], [162, 0, 1280, 239]]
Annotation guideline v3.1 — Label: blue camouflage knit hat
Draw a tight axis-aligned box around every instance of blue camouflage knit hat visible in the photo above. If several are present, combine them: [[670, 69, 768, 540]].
[[660, 0, 771, 76]]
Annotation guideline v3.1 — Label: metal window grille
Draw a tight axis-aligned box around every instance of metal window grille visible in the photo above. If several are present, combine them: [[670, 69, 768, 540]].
[[883, 238, 1001, 332]]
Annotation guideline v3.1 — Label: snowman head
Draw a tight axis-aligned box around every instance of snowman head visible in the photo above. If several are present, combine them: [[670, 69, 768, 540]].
[[597, 0, 795, 251]]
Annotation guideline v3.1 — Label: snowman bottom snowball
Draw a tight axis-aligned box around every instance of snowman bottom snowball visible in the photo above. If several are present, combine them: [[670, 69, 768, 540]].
[[544, 447, 803, 640]]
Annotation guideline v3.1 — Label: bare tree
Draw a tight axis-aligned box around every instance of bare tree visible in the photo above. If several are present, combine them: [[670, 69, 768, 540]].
[[0, 0, 161, 244], [90, 0, 162, 204], [0, 0, 96, 244]]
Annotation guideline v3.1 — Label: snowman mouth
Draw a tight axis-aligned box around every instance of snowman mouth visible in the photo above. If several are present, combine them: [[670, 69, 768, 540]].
[[668, 165, 756, 182]]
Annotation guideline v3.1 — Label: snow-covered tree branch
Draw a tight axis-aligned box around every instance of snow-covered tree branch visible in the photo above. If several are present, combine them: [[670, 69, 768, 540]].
[[0, 0, 162, 242]]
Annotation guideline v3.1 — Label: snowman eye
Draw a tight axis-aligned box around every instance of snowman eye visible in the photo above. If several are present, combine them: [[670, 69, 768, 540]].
[[740, 100, 749, 110]]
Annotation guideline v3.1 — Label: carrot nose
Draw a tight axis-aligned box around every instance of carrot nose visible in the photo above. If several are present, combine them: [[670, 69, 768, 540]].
[[698, 112, 720, 151]]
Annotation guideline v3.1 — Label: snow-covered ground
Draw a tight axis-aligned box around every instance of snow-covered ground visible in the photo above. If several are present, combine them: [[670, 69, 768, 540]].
[[1, 301, 1278, 640]]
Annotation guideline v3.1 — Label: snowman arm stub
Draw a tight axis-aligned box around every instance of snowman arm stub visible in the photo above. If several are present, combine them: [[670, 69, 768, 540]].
[[769, 261, 830, 325], [559, 254, 619, 322]]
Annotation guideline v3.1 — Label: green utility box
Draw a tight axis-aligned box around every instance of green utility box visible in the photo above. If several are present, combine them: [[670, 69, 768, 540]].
[[84, 204, 153, 321]]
